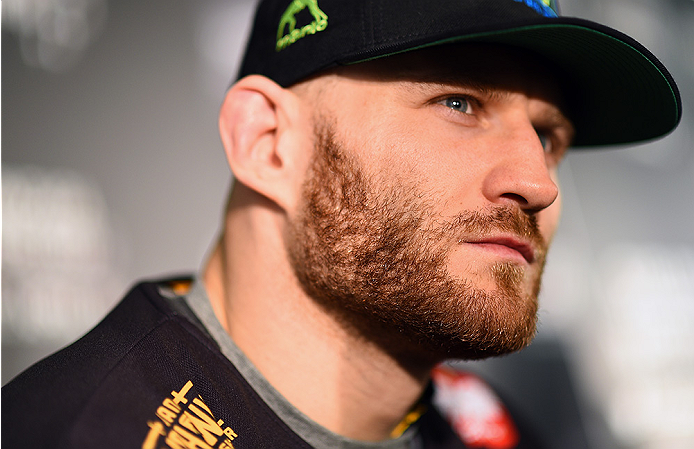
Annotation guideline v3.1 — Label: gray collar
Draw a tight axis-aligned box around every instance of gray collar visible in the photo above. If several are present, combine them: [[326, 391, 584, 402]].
[[184, 279, 418, 449]]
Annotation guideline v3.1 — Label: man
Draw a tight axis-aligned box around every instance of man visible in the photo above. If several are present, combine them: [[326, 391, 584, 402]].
[[2, 0, 681, 448]]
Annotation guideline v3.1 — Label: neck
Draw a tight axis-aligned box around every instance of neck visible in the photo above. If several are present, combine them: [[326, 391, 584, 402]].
[[203, 192, 434, 442]]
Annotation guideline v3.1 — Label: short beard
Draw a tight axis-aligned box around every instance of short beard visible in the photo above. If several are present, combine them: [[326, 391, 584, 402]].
[[285, 121, 545, 362]]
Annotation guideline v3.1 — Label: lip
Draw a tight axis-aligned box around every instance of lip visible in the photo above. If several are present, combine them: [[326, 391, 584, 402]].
[[463, 236, 537, 264]]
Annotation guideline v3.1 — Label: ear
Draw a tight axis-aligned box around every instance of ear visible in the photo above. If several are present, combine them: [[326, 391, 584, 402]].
[[219, 75, 311, 212]]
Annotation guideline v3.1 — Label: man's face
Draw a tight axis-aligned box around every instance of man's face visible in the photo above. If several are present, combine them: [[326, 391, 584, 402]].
[[285, 44, 574, 361]]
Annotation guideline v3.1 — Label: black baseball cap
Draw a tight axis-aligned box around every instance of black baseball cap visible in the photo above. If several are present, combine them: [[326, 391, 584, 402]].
[[238, 0, 681, 147]]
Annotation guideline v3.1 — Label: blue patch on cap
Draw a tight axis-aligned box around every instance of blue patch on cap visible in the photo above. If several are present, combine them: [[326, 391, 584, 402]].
[[513, 0, 558, 18]]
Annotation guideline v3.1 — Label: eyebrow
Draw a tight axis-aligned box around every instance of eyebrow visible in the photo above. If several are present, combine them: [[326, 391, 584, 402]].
[[396, 73, 512, 101], [543, 108, 573, 128]]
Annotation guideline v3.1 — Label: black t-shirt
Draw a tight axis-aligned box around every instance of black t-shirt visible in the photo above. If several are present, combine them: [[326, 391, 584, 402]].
[[2, 278, 546, 448]]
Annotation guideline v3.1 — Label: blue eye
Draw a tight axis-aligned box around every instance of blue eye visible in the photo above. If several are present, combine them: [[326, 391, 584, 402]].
[[537, 132, 552, 153], [444, 97, 472, 114]]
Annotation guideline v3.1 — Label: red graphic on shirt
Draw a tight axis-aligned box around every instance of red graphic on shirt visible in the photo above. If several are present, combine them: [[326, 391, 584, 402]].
[[431, 366, 519, 449]]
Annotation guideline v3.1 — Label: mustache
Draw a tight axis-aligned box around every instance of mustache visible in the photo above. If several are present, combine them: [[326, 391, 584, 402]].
[[435, 206, 545, 251]]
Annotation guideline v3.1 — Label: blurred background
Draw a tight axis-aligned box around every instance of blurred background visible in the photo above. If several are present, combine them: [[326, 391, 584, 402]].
[[2, 0, 693, 448]]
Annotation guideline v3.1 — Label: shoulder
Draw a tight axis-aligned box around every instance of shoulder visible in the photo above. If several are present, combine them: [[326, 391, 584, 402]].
[[1, 277, 206, 447], [2, 277, 315, 449]]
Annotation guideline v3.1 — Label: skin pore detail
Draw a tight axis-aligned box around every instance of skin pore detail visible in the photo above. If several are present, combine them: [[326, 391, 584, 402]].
[[282, 45, 574, 365], [285, 119, 545, 363], [319, 44, 575, 173]]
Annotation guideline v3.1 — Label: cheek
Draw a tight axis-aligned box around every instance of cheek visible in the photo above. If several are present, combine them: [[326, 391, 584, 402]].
[[373, 126, 479, 193], [329, 96, 480, 206]]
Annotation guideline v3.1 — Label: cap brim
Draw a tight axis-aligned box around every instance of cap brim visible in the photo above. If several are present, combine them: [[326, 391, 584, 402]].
[[346, 18, 681, 147]]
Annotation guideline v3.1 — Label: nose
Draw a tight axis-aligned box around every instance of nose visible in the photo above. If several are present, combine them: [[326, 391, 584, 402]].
[[481, 125, 559, 213]]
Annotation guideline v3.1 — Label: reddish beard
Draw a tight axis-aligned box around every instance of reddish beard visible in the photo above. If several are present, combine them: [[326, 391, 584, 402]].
[[285, 121, 547, 362]]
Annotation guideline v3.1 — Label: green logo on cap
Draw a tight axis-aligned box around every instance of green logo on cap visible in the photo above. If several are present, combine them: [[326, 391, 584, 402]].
[[276, 0, 328, 52]]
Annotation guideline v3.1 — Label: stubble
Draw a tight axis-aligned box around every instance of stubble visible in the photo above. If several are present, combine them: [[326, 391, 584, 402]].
[[285, 121, 546, 361]]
